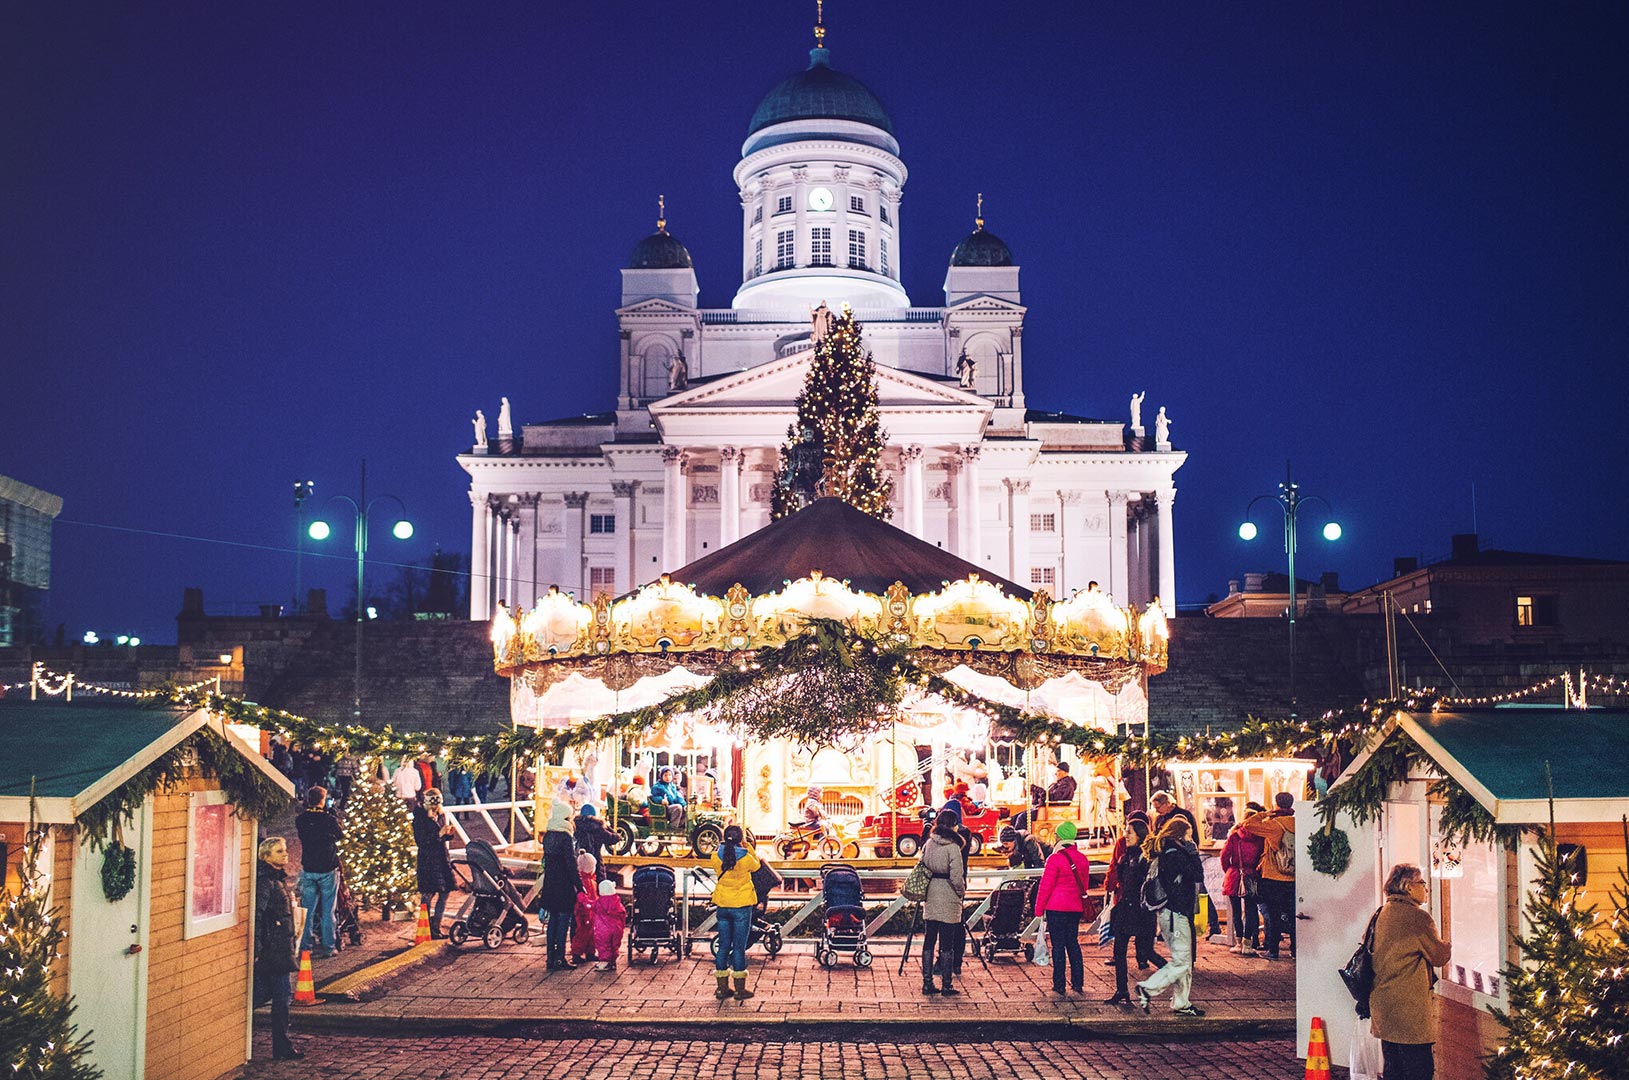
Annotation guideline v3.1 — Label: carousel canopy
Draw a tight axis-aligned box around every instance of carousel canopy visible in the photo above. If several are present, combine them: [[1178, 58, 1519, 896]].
[[663, 498, 1031, 599]]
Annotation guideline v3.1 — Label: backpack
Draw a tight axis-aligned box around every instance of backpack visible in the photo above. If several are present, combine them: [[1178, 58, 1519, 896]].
[[1268, 822, 1296, 876], [1139, 852, 1169, 912]]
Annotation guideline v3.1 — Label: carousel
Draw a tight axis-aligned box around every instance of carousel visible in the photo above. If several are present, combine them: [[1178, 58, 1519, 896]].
[[491, 498, 1169, 862]]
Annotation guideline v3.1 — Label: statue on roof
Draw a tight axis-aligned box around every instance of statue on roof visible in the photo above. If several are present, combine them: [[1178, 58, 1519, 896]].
[[1130, 391, 1145, 431], [665, 351, 689, 393], [472, 410, 488, 449], [810, 301, 834, 343], [497, 396, 513, 439], [1155, 406, 1171, 446], [956, 349, 976, 389]]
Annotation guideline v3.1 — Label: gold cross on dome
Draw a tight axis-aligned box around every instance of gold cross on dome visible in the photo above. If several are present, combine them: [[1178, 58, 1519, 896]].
[[976, 192, 985, 230], [657, 194, 666, 232], [814, 0, 826, 47]]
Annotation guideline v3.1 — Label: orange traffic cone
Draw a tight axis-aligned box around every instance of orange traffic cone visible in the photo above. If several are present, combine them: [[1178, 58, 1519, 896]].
[[414, 902, 432, 946], [1304, 1016, 1332, 1080], [292, 949, 319, 1007]]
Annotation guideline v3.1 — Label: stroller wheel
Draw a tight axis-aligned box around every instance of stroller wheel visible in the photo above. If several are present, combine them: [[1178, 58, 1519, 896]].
[[764, 933, 782, 959], [483, 925, 506, 949], [448, 922, 469, 947], [710, 935, 722, 959], [1023, 943, 1035, 961], [649, 947, 661, 965], [510, 923, 530, 944], [349, 929, 363, 946], [817, 948, 838, 969], [855, 949, 873, 968], [982, 941, 997, 961]]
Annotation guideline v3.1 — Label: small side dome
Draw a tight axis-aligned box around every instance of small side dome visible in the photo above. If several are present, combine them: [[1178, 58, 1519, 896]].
[[949, 228, 1014, 267], [628, 231, 693, 269]]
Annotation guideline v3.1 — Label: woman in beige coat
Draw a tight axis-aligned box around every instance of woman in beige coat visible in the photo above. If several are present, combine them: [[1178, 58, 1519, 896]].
[[918, 812, 968, 996], [1370, 863, 1452, 1080]]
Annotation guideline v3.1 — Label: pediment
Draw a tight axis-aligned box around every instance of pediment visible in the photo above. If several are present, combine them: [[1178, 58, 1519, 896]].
[[616, 298, 698, 318], [946, 296, 1028, 316], [648, 350, 993, 413]]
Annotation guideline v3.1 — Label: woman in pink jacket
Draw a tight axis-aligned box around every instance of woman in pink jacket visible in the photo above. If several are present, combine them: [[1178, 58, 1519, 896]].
[[1219, 819, 1265, 954], [1034, 820, 1093, 994], [591, 880, 627, 971]]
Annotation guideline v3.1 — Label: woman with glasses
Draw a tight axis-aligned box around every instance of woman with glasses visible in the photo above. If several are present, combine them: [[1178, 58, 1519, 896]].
[[1370, 863, 1452, 1080]]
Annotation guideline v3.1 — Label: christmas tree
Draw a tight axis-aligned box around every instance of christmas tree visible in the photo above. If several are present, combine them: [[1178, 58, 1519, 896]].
[[772, 304, 893, 519], [338, 766, 418, 917], [1, 808, 101, 1080], [1487, 810, 1629, 1080]]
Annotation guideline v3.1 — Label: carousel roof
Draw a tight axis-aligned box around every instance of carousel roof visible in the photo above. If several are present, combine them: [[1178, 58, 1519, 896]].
[[662, 498, 1031, 600]]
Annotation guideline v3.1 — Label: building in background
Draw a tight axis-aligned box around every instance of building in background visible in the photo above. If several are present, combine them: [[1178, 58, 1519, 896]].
[[458, 21, 1186, 619], [0, 474, 63, 646]]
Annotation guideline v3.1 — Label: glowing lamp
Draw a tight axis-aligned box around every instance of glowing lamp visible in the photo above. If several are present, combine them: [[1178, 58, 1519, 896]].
[[392, 519, 414, 540], [307, 520, 332, 541], [1238, 521, 1258, 541], [1322, 521, 1343, 542]]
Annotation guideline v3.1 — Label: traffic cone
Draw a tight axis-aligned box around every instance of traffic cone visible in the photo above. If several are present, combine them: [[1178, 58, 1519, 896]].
[[414, 901, 431, 946], [292, 949, 319, 1007], [1304, 1016, 1331, 1080]]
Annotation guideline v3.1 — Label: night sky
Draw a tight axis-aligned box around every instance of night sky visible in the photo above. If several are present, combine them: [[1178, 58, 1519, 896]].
[[5, 2, 1626, 645]]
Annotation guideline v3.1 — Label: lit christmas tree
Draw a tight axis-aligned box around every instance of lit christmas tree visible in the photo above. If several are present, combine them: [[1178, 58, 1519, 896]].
[[1487, 814, 1629, 1080], [0, 810, 101, 1080], [338, 767, 418, 917], [772, 304, 893, 519]]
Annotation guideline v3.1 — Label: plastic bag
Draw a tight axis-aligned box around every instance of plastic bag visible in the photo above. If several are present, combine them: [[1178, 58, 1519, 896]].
[[1349, 1017, 1383, 1080], [1032, 926, 1050, 967], [1094, 901, 1115, 946]]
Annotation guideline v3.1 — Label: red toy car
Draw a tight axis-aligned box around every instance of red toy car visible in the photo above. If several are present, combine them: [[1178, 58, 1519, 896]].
[[859, 804, 1006, 857]]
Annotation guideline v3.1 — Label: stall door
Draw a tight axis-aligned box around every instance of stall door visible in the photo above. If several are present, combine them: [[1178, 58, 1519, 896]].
[[69, 801, 152, 1080], [1295, 805, 1380, 1071]]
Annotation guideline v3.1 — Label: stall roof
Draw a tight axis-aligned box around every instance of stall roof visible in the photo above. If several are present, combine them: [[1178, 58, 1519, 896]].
[[0, 699, 293, 823], [655, 497, 1032, 599], [1351, 709, 1629, 824]]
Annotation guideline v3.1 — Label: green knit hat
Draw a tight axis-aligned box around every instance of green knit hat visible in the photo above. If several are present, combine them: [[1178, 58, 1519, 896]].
[[1055, 820, 1078, 842]]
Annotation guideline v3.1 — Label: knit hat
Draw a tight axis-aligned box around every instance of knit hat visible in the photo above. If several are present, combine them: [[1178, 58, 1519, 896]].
[[598, 880, 616, 897], [578, 804, 598, 818], [577, 851, 597, 876], [1055, 820, 1078, 843], [938, 800, 962, 822], [546, 799, 572, 834], [953, 782, 970, 795]]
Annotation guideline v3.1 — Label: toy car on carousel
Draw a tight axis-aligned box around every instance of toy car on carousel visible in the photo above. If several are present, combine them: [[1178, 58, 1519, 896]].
[[607, 796, 736, 858], [857, 802, 1006, 857]]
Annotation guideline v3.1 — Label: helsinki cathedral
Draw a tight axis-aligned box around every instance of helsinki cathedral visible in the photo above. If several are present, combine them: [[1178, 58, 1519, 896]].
[[459, 18, 1185, 620]]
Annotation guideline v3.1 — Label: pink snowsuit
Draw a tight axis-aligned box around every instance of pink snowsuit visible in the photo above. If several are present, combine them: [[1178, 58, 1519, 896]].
[[571, 870, 597, 961], [593, 893, 627, 963]]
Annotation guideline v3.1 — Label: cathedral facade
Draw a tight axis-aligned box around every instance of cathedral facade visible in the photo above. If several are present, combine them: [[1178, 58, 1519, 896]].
[[459, 30, 1184, 620]]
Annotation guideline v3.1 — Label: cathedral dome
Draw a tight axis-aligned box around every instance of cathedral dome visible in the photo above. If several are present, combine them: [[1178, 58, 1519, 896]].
[[627, 230, 693, 270], [948, 227, 1014, 267], [748, 47, 893, 137]]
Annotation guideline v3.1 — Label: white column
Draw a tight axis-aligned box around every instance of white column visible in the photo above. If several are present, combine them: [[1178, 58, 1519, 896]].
[[1058, 490, 1084, 594], [508, 513, 522, 606], [493, 506, 509, 608], [563, 492, 588, 598], [719, 446, 741, 547], [961, 446, 983, 569], [1009, 326, 1026, 411], [469, 492, 492, 620], [662, 448, 686, 571], [1107, 491, 1130, 605], [612, 480, 638, 594], [1155, 485, 1176, 608], [1006, 478, 1031, 587], [902, 445, 924, 537]]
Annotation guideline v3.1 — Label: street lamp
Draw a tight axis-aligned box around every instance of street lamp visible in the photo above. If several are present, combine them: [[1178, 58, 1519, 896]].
[[305, 460, 412, 721], [1238, 461, 1341, 714], [293, 481, 315, 613]]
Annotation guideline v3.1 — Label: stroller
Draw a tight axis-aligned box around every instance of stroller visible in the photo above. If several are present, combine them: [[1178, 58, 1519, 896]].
[[815, 864, 872, 968], [628, 865, 682, 964], [973, 880, 1033, 962], [447, 840, 531, 949], [332, 867, 365, 950]]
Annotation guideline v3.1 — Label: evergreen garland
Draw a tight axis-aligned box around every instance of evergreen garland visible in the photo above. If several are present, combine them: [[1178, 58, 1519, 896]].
[[98, 842, 136, 903], [1307, 826, 1352, 876], [1487, 804, 1629, 1080], [0, 801, 102, 1080], [338, 767, 418, 917], [772, 306, 893, 518]]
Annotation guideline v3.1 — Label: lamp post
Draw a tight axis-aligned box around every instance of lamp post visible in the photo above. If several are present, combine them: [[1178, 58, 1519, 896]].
[[293, 480, 315, 614], [1238, 461, 1341, 714], [307, 460, 413, 721]]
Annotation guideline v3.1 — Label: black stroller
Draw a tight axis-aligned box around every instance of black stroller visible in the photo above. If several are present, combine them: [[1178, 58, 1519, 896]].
[[628, 865, 682, 964], [973, 880, 1033, 962], [815, 864, 872, 968], [332, 867, 365, 950], [448, 840, 531, 949]]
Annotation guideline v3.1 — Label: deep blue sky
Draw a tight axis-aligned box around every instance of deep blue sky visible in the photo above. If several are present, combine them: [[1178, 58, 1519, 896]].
[[5, 2, 1626, 644]]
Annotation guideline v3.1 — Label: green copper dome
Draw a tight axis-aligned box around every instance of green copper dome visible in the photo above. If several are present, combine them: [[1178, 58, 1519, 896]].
[[949, 228, 1014, 267], [748, 47, 893, 137]]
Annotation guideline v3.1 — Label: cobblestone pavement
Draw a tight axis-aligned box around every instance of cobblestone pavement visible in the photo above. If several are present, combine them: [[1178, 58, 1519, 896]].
[[243, 1033, 1323, 1079], [309, 928, 1295, 1028]]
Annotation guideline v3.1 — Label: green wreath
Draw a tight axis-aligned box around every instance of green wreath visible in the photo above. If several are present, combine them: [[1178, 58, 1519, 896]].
[[1308, 826, 1352, 877], [101, 840, 137, 902]]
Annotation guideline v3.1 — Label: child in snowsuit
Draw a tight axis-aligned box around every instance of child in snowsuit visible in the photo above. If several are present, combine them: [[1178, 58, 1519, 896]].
[[571, 851, 598, 964], [592, 879, 627, 971]]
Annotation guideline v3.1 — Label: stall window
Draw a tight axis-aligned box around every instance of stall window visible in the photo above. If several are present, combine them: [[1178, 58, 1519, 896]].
[[1434, 832, 1503, 998], [184, 789, 241, 938]]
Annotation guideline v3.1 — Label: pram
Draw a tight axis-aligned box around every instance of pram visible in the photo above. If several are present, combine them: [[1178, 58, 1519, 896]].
[[628, 865, 682, 964], [332, 867, 365, 950], [447, 840, 531, 949], [973, 880, 1033, 962], [814, 864, 872, 968]]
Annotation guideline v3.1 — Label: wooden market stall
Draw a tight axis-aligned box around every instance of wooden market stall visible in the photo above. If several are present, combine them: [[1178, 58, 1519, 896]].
[[0, 699, 293, 1080]]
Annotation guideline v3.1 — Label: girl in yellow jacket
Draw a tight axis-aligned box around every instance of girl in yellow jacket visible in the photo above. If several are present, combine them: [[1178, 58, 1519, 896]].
[[707, 824, 762, 1000]]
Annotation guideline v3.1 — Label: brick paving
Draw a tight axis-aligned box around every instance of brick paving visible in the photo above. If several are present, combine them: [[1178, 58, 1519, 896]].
[[301, 926, 1294, 1030], [243, 1032, 1322, 1079]]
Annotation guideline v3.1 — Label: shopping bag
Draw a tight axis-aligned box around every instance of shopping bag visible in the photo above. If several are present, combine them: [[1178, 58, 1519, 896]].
[[1349, 1016, 1384, 1080], [1094, 901, 1114, 946], [1032, 926, 1050, 967]]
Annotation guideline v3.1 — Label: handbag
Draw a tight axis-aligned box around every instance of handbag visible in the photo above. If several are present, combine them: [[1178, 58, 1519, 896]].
[[902, 860, 932, 903], [1340, 907, 1382, 1018]]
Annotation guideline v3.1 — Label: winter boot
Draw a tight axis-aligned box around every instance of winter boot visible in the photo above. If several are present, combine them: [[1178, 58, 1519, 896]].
[[715, 974, 733, 1000], [429, 917, 444, 940], [732, 974, 755, 1000]]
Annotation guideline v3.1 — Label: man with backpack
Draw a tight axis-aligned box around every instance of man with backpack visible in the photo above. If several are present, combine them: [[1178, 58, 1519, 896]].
[[1239, 792, 1298, 961]]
